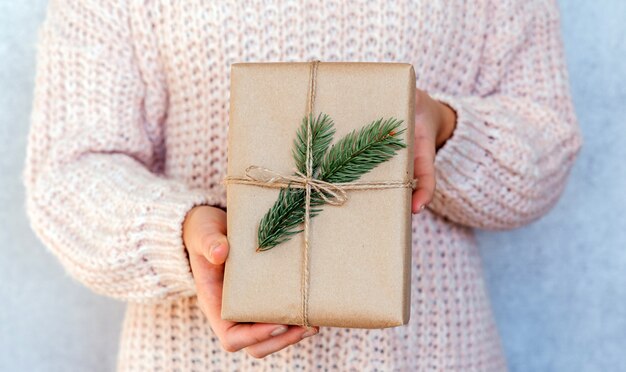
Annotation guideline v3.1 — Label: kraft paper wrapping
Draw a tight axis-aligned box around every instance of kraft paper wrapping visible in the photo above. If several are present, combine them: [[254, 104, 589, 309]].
[[222, 62, 415, 329]]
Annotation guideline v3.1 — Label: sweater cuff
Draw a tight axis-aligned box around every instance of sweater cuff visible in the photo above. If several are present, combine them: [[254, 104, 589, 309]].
[[429, 93, 493, 213], [131, 186, 223, 301]]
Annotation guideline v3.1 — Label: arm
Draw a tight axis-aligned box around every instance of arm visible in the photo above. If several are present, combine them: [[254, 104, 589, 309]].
[[427, 0, 583, 230], [23, 0, 222, 302]]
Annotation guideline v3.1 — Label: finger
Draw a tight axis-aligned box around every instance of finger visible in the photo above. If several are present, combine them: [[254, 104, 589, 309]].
[[189, 244, 230, 328], [190, 254, 294, 353], [412, 136, 436, 213], [219, 323, 302, 353], [412, 154, 435, 212], [190, 249, 225, 294], [245, 326, 320, 359], [190, 253, 227, 333]]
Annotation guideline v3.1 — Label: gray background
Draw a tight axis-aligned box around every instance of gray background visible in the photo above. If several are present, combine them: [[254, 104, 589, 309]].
[[1, 1, 624, 371]]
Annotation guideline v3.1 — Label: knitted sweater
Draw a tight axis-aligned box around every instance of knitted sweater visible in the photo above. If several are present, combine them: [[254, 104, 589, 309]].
[[24, 0, 582, 370]]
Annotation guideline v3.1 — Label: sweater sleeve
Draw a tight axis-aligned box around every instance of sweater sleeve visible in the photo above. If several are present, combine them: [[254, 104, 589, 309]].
[[428, 0, 583, 230], [23, 0, 221, 302]]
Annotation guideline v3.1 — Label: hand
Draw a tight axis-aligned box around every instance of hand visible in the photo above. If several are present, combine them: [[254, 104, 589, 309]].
[[411, 89, 457, 213], [182, 205, 319, 358]]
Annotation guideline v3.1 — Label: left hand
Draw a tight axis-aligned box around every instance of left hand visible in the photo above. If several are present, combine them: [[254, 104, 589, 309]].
[[411, 89, 457, 214]]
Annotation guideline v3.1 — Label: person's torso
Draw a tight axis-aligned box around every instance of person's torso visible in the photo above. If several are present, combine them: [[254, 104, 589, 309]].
[[117, 2, 507, 370]]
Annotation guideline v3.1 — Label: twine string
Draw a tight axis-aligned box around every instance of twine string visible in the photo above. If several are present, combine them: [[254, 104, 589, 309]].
[[222, 60, 417, 327], [301, 60, 319, 328]]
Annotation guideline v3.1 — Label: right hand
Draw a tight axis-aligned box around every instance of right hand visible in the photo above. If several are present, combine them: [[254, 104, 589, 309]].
[[182, 205, 319, 358]]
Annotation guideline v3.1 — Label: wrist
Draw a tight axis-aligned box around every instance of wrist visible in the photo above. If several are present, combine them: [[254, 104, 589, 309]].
[[434, 100, 457, 149]]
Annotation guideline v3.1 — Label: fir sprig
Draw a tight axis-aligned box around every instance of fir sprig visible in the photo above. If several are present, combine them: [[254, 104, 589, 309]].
[[257, 114, 333, 250], [256, 114, 406, 251], [319, 117, 407, 183], [293, 112, 335, 176]]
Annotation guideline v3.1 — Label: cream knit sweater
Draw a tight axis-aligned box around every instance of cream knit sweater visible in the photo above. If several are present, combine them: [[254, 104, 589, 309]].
[[24, 0, 582, 370]]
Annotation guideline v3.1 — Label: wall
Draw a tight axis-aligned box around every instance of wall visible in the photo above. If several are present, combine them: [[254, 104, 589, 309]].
[[0, 2, 125, 371], [478, 1, 626, 371], [0, 1, 624, 371]]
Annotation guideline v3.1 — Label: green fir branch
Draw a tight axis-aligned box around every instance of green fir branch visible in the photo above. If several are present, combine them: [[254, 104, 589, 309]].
[[257, 113, 333, 251], [319, 117, 406, 183], [292, 112, 335, 176], [256, 114, 406, 251]]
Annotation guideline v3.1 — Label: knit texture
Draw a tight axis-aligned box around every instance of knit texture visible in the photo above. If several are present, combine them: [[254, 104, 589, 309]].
[[23, 0, 582, 370]]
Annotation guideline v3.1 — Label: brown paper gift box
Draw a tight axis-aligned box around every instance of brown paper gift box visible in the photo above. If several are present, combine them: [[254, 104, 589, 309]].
[[222, 61, 415, 329]]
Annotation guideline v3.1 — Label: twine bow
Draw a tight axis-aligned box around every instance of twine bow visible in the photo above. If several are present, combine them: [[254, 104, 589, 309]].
[[222, 60, 416, 327], [231, 165, 417, 206]]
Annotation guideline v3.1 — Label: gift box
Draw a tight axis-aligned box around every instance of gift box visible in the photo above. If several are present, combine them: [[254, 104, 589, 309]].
[[222, 61, 415, 328]]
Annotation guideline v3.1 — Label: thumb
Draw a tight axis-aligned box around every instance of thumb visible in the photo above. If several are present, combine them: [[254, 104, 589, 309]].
[[203, 231, 229, 266], [184, 206, 230, 266]]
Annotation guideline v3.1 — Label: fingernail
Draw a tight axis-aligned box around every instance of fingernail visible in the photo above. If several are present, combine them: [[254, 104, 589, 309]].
[[270, 325, 288, 337], [415, 204, 425, 213], [209, 240, 222, 260], [301, 328, 318, 339]]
